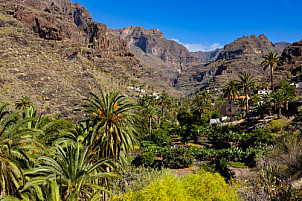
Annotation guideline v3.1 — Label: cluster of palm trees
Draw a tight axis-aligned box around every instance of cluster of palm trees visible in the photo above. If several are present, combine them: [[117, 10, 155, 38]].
[[222, 52, 296, 120], [223, 73, 256, 120], [192, 90, 213, 120], [0, 91, 139, 200]]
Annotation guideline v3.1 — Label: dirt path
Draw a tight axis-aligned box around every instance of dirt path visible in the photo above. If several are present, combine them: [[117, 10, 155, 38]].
[[172, 165, 200, 177], [172, 161, 257, 181], [229, 166, 258, 180]]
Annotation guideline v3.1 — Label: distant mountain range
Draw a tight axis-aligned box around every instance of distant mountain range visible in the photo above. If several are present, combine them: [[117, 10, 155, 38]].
[[0, 0, 301, 119], [191, 49, 223, 63]]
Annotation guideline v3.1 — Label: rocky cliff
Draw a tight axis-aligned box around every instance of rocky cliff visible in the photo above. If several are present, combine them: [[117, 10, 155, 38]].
[[217, 34, 280, 60], [110, 26, 200, 72], [281, 40, 302, 81], [210, 34, 289, 89], [109, 26, 202, 94], [0, 0, 146, 121], [174, 34, 290, 93]]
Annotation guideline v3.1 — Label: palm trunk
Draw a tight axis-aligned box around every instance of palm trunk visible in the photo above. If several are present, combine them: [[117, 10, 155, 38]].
[[286, 100, 289, 117], [230, 99, 233, 122], [242, 108, 246, 118], [162, 105, 165, 121], [278, 106, 281, 119], [271, 65, 277, 112], [246, 92, 249, 119], [148, 117, 152, 135], [103, 166, 110, 201], [271, 65, 274, 93]]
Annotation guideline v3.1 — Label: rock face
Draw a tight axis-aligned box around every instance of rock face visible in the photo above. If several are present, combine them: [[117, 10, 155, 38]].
[[0, 0, 144, 121], [274, 42, 291, 52], [282, 40, 302, 80], [191, 48, 223, 63], [282, 40, 302, 66], [217, 34, 281, 60], [208, 34, 286, 89], [109, 26, 202, 95], [11, 0, 134, 58], [175, 34, 290, 93], [110, 26, 200, 72]]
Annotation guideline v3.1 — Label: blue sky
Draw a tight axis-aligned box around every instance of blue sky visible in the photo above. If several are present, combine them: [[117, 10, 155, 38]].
[[72, 0, 302, 52]]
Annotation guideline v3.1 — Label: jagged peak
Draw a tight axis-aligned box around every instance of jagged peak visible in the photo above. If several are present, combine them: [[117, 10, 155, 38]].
[[217, 34, 280, 60]]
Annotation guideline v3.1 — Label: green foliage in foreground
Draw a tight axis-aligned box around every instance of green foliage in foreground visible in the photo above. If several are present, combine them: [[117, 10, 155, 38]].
[[111, 169, 241, 201], [132, 151, 155, 167], [162, 146, 193, 169]]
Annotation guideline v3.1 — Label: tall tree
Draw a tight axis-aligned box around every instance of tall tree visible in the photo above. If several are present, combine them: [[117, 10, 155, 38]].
[[143, 105, 156, 136], [193, 90, 212, 119], [272, 90, 286, 119], [236, 98, 246, 118], [279, 80, 297, 116], [157, 91, 170, 122], [237, 73, 256, 118], [223, 80, 240, 121], [77, 90, 139, 163], [261, 52, 283, 93]]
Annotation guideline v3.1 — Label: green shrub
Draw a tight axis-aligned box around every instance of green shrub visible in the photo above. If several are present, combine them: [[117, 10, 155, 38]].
[[162, 146, 193, 169], [198, 163, 216, 172], [112, 169, 241, 200], [248, 127, 273, 146], [140, 151, 155, 166], [132, 151, 155, 167], [140, 141, 156, 148], [177, 111, 195, 126], [160, 120, 171, 131], [151, 128, 170, 146], [266, 119, 289, 133]]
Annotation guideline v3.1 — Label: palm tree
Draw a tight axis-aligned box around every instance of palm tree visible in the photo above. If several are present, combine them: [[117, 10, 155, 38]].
[[138, 94, 156, 107], [157, 91, 170, 122], [236, 98, 246, 118], [253, 101, 270, 118], [280, 80, 297, 116], [193, 90, 212, 119], [272, 90, 286, 119], [145, 105, 156, 136], [261, 52, 283, 93], [237, 73, 256, 118], [77, 90, 139, 163], [0, 103, 42, 197], [223, 80, 240, 121], [261, 93, 274, 116], [23, 143, 117, 201]]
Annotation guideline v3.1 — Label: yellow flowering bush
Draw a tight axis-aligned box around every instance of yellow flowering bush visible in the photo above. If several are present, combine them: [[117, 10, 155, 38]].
[[111, 169, 241, 201]]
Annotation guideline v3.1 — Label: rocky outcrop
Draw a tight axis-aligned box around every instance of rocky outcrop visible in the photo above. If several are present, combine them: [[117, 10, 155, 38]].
[[110, 26, 200, 73], [10, 0, 133, 58], [175, 34, 290, 93], [282, 40, 302, 66], [217, 34, 280, 61], [191, 48, 223, 63], [281, 40, 302, 80]]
